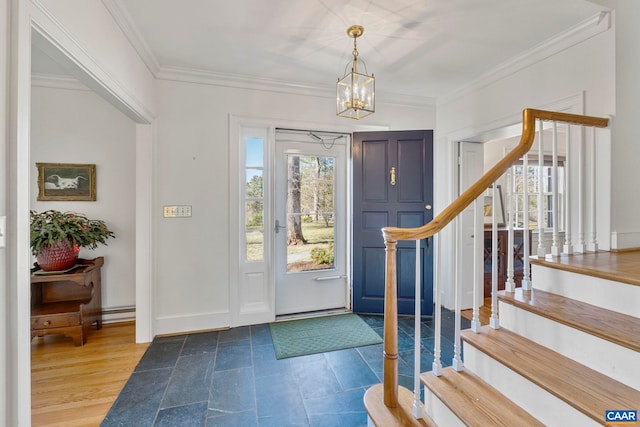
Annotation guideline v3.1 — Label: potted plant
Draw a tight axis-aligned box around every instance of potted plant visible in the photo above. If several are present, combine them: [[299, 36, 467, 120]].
[[30, 209, 115, 271]]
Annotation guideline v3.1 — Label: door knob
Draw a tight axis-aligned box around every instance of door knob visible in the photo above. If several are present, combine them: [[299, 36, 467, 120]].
[[390, 167, 396, 186], [275, 220, 285, 233], [425, 204, 432, 210]]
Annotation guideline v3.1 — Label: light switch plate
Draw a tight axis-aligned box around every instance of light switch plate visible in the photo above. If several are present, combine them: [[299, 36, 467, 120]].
[[163, 205, 192, 218]]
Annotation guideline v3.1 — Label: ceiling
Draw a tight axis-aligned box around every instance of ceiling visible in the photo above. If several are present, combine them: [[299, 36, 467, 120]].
[[33, 0, 607, 102]]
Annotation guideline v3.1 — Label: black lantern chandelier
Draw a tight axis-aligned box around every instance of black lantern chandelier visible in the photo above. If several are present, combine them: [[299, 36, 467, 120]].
[[336, 25, 375, 120]]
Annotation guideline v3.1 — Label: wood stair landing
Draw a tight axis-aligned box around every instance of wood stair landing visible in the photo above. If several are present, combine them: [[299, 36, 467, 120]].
[[530, 250, 640, 287], [461, 326, 640, 425], [422, 367, 544, 427], [498, 288, 640, 352]]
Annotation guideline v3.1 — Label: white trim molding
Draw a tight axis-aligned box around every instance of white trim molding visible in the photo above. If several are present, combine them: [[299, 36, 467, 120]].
[[610, 231, 640, 250], [31, 72, 89, 91], [136, 122, 154, 343], [101, 0, 161, 75], [30, 0, 155, 123], [158, 65, 436, 107], [155, 310, 231, 336], [439, 11, 611, 107]]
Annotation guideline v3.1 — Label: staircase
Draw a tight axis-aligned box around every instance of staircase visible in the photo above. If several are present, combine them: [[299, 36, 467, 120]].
[[368, 252, 640, 426], [425, 252, 640, 426], [363, 109, 640, 426]]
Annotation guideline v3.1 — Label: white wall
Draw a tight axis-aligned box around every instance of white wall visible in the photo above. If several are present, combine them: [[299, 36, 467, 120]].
[[608, 2, 640, 247], [30, 84, 137, 312], [153, 78, 435, 334], [435, 15, 615, 307]]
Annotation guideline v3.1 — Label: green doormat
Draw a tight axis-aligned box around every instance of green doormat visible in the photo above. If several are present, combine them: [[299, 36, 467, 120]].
[[269, 313, 383, 359]]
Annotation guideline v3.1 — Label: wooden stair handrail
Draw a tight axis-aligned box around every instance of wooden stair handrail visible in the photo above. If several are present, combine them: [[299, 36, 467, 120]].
[[382, 108, 609, 243], [379, 108, 609, 411]]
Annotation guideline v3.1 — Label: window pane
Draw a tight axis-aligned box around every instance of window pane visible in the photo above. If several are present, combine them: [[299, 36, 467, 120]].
[[245, 201, 263, 228], [246, 230, 263, 261], [246, 170, 263, 198], [511, 162, 564, 230], [246, 137, 263, 167], [286, 154, 335, 272]]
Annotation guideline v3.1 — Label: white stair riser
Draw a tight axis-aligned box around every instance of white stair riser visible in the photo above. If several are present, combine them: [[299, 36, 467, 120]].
[[423, 387, 467, 427], [531, 264, 639, 318], [463, 343, 600, 427], [499, 302, 639, 390]]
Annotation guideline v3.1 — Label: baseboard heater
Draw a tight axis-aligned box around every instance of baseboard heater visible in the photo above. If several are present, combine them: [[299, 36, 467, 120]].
[[102, 305, 136, 324]]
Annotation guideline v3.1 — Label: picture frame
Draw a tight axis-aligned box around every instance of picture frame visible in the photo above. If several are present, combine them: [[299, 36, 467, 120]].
[[36, 162, 96, 201], [483, 184, 505, 227]]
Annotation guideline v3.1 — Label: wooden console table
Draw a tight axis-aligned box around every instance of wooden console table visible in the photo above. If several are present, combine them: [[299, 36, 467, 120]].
[[31, 257, 104, 346]]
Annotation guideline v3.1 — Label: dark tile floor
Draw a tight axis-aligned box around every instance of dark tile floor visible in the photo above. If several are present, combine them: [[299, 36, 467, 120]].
[[102, 309, 470, 427]]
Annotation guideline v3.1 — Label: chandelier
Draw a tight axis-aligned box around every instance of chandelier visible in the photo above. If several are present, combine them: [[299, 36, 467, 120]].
[[336, 25, 375, 120]]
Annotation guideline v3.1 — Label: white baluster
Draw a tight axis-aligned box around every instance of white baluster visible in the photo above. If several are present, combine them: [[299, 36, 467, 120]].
[[413, 239, 422, 418], [537, 120, 546, 258], [550, 122, 561, 257], [490, 184, 500, 329], [575, 126, 586, 253], [505, 164, 515, 292], [453, 218, 463, 371], [587, 127, 598, 252], [563, 125, 573, 254], [522, 153, 532, 290], [471, 198, 481, 333], [431, 233, 442, 376]]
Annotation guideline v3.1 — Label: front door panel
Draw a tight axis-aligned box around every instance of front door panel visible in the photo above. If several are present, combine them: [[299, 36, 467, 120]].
[[352, 130, 434, 315]]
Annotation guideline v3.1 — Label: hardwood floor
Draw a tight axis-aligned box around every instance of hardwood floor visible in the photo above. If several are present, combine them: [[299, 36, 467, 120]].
[[461, 298, 492, 326], [31, 322, 148, 427]]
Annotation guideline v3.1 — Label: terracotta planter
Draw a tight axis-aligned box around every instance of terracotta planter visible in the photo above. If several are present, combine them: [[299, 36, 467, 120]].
[[36, 241, 80, 271]]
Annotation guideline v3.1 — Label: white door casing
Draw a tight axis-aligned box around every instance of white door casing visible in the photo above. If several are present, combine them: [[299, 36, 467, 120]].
[[457, 141, 484, 309]]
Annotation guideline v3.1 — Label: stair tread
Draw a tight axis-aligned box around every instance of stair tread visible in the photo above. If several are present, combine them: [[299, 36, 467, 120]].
[[530, 250, 640, 287], [422, 367, 544, 427], [461, 326, 640, 424], [364, 384, 436, 427], [498, 288, 640, 352]]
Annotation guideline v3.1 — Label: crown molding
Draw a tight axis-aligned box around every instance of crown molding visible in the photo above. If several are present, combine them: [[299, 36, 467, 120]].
[[101, 0, 433, 107], [157, 65, 332, 97], [38, 0, 434, 108], [157, 65, 435, 107], [101, 0, 161, 76], [438, 11, 611, 107], [31, 73, 90, 91]]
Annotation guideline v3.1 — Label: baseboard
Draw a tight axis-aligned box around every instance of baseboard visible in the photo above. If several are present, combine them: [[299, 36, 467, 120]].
[[155, 310, 231, 336], [610, 231, 640, 250]]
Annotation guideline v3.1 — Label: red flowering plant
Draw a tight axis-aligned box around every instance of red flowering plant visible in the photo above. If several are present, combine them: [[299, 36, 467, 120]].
[[30, 209, 115, 257]]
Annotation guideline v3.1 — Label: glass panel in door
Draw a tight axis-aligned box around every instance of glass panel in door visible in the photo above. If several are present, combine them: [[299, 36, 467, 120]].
[[286, 155, 335, 272]]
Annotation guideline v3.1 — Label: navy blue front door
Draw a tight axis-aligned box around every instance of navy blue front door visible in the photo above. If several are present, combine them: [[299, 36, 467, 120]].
[[352, 130, 434, 315]]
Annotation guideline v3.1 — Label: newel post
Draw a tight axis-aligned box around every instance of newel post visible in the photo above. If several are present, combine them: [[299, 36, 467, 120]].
[[383, 238, 399, 407]]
